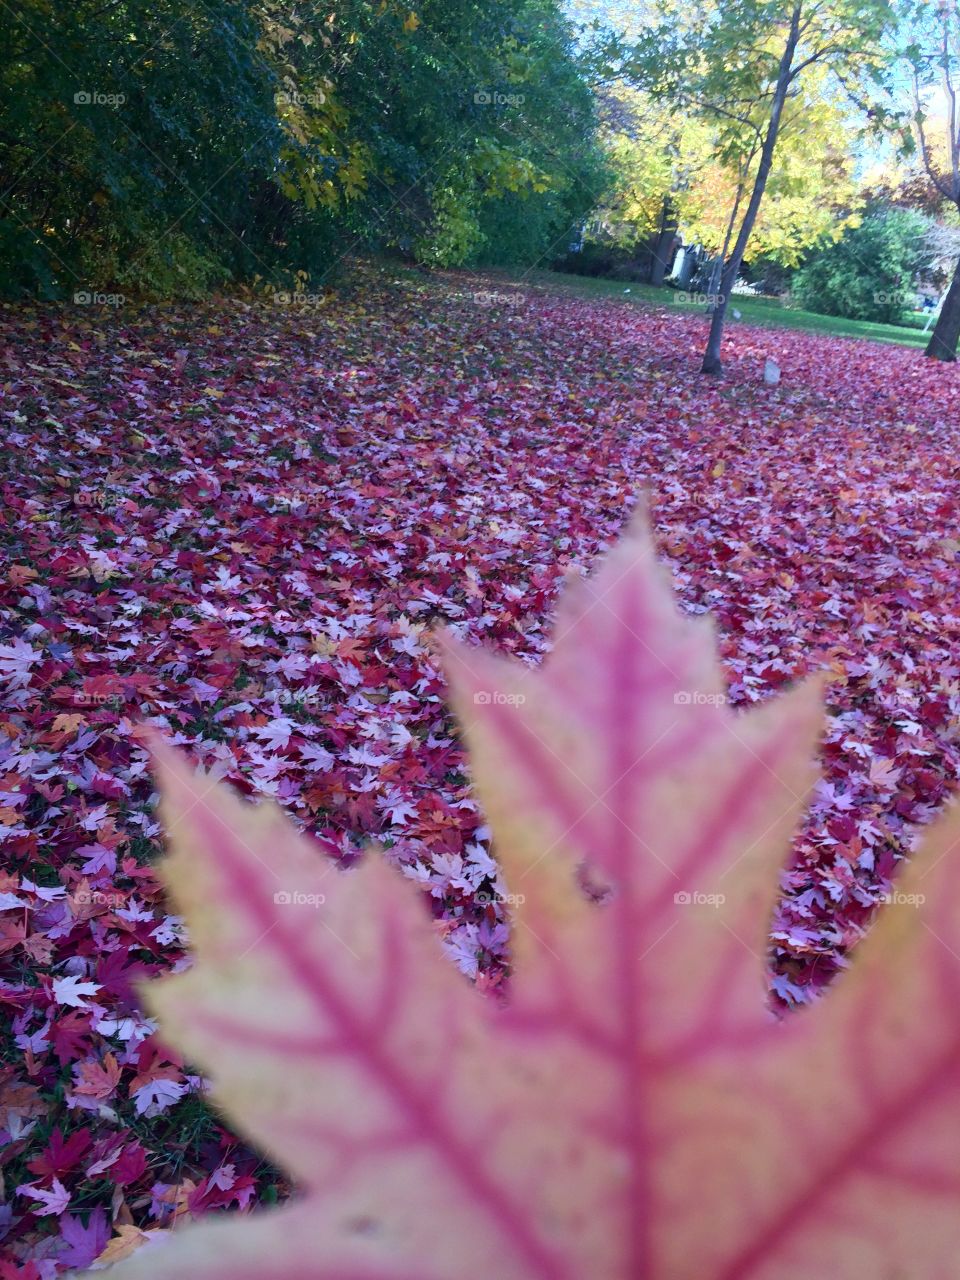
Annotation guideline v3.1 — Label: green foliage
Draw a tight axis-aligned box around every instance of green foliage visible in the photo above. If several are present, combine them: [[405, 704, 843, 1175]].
[[791, 206, 930, 323], [591, 79, 860, 269], [0, 0, 603, 296]]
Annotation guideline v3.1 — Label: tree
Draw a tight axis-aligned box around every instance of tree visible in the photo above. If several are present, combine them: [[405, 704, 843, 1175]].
[[901, 0, 960, 360], [595, 77, 859, 277], [629, 0, 894, 373]]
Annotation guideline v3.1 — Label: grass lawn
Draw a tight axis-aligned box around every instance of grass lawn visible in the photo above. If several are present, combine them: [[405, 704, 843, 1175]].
[[513, 268, 933, 349]]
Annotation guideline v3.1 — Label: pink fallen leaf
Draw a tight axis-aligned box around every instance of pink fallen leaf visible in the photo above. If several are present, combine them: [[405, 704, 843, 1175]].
[[131, 1077, 187, 1117], [18, 1176, 71, 1216], [101, 512, 960, 1279]]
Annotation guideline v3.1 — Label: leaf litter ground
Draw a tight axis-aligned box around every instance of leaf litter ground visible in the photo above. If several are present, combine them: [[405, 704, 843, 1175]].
[[1, 269, 959, 1269]]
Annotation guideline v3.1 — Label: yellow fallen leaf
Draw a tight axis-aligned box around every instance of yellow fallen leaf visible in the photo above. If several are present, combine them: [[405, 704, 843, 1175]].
[[51, 713, 85, 734], [94, 1226, 159, 1266]]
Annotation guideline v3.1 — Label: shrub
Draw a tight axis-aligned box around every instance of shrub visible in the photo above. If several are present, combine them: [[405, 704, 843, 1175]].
[[792, 206, 930, 323]]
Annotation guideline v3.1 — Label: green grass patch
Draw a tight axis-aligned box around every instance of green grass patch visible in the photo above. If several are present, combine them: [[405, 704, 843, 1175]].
[[512, 270, 933, 350]]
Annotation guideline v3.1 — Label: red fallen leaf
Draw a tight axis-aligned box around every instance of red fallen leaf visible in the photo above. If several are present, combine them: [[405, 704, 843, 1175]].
[[21, 934, 55, 965], [0, 915, 26, 955], [27, 1127, 93, 1178], [73, 1054, 122, 1101], [111, 1143, 148, 1187], [828, 814, 858, 843], [0, 1262, 44, 1280], [50, 1013, 93, 1067], [126, 1062, 182, 1095]]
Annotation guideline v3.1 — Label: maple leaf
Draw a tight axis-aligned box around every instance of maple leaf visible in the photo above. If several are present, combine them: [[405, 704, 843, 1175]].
[[17, 1176, 71, 1216], [95, 507, 960, 1280], [251, 716, 298, 750], [58, 1209, 111, 1270], [0, 638, 42, 688], [0, 1073, 49, 1140], [93, 1226, 163, 1268], [73, 1054, 122, 1100], [26, 1127, 92, 1178], [51, 976, 102, 1009], [50, 712, 86, 736], [131, 1077, 187, 1117]]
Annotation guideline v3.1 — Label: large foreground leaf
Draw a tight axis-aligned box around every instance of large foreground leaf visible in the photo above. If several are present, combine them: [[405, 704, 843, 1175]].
[[99, 513, 960, 1279]]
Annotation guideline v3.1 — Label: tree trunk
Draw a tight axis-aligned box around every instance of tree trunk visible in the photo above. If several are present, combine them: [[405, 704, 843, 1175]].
[[701, 2, 803, 374], [926, 256, 960, 361], [707, 175, 747, 311], [648, 196, 678, 287]]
